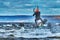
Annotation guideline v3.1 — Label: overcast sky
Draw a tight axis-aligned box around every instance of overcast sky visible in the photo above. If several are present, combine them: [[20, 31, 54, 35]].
[[0, 0, 60, 15]]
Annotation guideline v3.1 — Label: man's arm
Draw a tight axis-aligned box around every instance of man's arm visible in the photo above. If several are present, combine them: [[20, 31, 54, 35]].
[[33, 13, 35, 16], [33, 14, 34, 16]]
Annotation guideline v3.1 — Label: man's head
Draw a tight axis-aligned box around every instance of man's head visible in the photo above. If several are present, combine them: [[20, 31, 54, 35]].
[[34, 6, 40, 12]]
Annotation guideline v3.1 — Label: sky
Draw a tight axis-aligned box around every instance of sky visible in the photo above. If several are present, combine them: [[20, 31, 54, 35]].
[[0, 0, 60, 15]]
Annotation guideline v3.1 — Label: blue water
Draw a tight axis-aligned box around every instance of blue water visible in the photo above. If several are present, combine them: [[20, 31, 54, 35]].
[[0, 15, 33, 20], [0, 15, 59, 23], [0, 15, 34, 22], [0, 15, 60, 40]]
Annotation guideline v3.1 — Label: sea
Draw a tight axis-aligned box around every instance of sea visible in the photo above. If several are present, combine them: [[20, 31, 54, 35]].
[[0, 15, 60, 40], [0, 15, 59, 23]]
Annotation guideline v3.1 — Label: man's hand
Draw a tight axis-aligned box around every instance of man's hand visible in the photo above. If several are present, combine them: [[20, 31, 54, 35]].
[[33, 13, 35, 16]]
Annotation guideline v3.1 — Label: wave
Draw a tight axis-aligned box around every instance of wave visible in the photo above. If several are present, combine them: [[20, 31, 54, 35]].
[[0, 15, 59, 22]]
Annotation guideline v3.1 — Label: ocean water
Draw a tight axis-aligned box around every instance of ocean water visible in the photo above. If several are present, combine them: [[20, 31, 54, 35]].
[[0, 15, 60, 40], [0, 15, 34, 22], [0, 15, 59, 23], [0, 38, 60, 40]]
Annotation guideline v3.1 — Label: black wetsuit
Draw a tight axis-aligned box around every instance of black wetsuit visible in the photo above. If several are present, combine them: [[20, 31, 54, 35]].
[[33, 12, 40, 20], [33, 12, 41, 27]]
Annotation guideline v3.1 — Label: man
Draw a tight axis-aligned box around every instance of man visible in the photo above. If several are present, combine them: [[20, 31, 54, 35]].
[[33, 6, 43, 27]]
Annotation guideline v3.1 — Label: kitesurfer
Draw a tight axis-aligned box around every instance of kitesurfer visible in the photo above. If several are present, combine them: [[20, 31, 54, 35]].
[[33, 6, 43, 27]]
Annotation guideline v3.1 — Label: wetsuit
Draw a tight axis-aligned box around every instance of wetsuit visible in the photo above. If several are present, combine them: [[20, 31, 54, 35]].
[[33, 11, 41, 26]]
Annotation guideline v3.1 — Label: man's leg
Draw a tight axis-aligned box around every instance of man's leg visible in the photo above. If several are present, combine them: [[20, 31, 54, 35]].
[[35, 19, 39, 28]]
